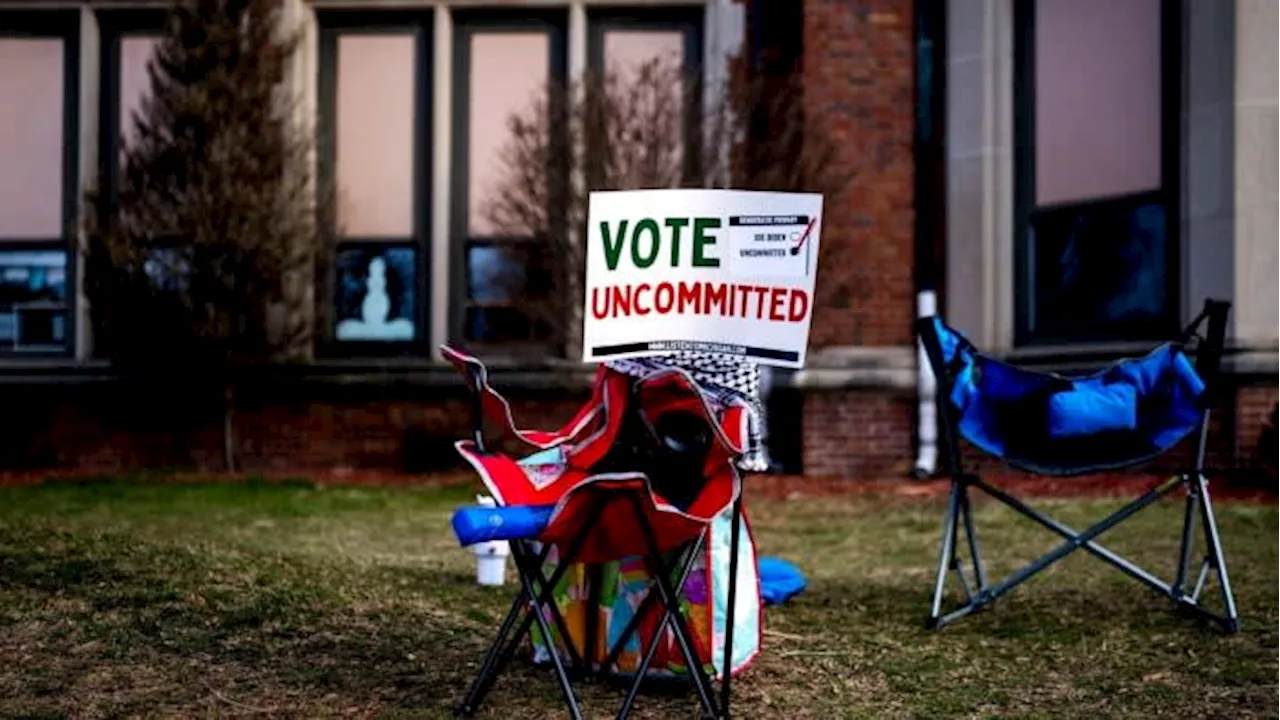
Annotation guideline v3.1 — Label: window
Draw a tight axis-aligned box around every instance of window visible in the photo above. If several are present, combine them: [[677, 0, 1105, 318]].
[[0, 11, 78, 354], [451, 11, 566, 349], [99, 11, 166, 204], [1014, 0, 1180, 345], [318, 12, 431, 355], [587, 8, 704, 186]]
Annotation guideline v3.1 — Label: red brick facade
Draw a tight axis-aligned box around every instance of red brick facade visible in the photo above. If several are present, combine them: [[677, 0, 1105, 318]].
[[4, 380, 590, 474], [1237, 384, 1279, 472], [790, 0, 919, 477], [804, 0, 916, 348], [802, 390, 915, 477], [6, 378, 1271, 480]]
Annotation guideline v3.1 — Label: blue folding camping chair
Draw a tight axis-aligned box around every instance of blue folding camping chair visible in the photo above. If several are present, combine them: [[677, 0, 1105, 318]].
[[916, 299, 1239, 633]]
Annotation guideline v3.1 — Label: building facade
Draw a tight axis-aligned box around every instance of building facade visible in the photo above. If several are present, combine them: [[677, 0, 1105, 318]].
[[0, 0, 1273, 479], [936, 0, 1278, 479]]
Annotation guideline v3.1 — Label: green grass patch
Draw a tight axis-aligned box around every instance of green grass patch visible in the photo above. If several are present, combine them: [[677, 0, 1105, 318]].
[[0, 481, 1274, 718]]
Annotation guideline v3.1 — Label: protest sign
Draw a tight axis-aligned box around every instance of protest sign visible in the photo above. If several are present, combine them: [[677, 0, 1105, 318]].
[[582, 189, 823, 369]]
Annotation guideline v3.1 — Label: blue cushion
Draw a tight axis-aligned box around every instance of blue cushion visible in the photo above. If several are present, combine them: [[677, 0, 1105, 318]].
[[451, 505, 555, 546], [1048, 381, 1138, 438]]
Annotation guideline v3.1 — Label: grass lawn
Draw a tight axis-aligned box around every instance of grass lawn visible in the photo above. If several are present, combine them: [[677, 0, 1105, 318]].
[[0, 479, 1274, 719]]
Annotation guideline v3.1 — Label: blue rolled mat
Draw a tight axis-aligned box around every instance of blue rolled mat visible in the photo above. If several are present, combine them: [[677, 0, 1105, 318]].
[[451, 504, 556, 546], [453, 506, 810, 607], [758, 556, 807, 606]]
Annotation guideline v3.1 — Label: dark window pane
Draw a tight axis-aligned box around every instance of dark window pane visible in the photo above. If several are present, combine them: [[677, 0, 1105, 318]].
[[532, 317, 552, 342], [1029, 198, 1169, 341], [333, 245, 417, 342], [465, 306, 532, 344], [467, 244, 527, 302], [524, 241, 556, 297], [0, 251, 67, 304], [13, 306, 65, 346], [0, 250, 69, 350]]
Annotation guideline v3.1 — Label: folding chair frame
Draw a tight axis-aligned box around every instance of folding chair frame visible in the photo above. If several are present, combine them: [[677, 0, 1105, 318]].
[[916, 300, 1240, 634], [454, 365, 746, 720]]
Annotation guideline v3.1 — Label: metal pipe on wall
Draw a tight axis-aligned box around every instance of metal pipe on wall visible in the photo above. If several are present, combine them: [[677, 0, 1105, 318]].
[[913, 0, 946, 478]]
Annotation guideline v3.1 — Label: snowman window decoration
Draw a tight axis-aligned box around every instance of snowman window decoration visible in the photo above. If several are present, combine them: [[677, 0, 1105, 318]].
[[336, 253, 415, 341]]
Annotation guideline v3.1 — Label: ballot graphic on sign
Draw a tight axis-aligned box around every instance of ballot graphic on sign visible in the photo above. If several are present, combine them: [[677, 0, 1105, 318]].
[[582, 189, 824, 369]]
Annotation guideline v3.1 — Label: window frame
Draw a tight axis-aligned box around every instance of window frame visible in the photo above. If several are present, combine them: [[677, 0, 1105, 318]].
[[0, 10, 81, 357], [1012, 0, 1183, 347], [94, 10, 167, 361], [316, 10, 434, 359], [449, 9, 568, 355]]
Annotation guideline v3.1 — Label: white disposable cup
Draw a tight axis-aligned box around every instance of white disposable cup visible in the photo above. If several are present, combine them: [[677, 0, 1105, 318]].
[[476, 549, 508, 586], [473, 494, 510, 586]]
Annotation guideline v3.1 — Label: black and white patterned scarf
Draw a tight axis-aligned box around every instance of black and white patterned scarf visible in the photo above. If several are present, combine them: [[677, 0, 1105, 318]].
[[605, 352, 771, 473]]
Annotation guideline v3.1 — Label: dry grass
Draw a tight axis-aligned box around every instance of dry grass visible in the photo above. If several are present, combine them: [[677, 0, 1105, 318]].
[[0, 478, 1274, 719]]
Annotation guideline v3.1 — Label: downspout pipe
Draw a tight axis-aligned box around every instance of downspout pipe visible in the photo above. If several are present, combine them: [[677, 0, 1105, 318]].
[[912, 0, 946, 479], [748, 0, 782, 472]]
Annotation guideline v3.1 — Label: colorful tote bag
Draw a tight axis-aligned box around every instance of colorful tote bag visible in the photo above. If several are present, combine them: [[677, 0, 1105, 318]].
[[530, 508, 762, 680]]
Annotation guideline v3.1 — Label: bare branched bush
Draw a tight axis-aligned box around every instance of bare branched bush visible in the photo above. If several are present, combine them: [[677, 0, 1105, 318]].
[[82, 0, 333, 471], [485, 57, 853, 357]]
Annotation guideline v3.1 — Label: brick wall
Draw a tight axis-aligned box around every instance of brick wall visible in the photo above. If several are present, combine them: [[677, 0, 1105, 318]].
[[1236, 383, 1279, 472], [803, 0, 916, 348], [801, 389, 915, 477], [2, 381, 588, 474], [1, 378, 1274, 480]]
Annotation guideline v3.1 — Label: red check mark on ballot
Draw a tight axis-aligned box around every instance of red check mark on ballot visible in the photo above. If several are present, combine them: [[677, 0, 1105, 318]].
[[789, 215, 818, 256]]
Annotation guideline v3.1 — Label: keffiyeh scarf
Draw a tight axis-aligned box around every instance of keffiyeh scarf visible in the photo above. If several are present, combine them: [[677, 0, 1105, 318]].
[[605, 352, 771, 473]]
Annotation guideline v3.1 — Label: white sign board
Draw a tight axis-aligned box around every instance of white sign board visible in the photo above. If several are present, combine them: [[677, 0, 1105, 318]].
[[582, 189, 824, 369]]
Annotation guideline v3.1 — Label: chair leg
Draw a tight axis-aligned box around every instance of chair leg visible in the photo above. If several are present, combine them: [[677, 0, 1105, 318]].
[[510, 541, 584, 720], [457, 588, 532, 716], [934, 473, 1240, 633], [1167, 475, 1240, 634], [584, 562, 602, 681], [615, 608, 677, 720], [627, 494, 721, 719], [927, 477, 989, 629], [614, 536, 707, 720], [927, 479, 962, 629], [1172, 483, 1200, 598], [513, 518, 605, 674], [719, 493, 744, 720], [948, 502, 974, 604], [458, 511, 600, 719], [600, 537, 704, 675], [1194, 473, 1240, 633], [458, 540, 559, 717], [960, 486, 987, 592]]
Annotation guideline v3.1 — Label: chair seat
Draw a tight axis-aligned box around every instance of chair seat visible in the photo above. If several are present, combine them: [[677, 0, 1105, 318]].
[[935, 318, 1207, 475], [444, 344, 748, 564]]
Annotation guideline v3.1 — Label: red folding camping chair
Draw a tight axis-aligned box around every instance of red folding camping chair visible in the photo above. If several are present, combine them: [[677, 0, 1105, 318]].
[[444, 346, 756, 720]]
